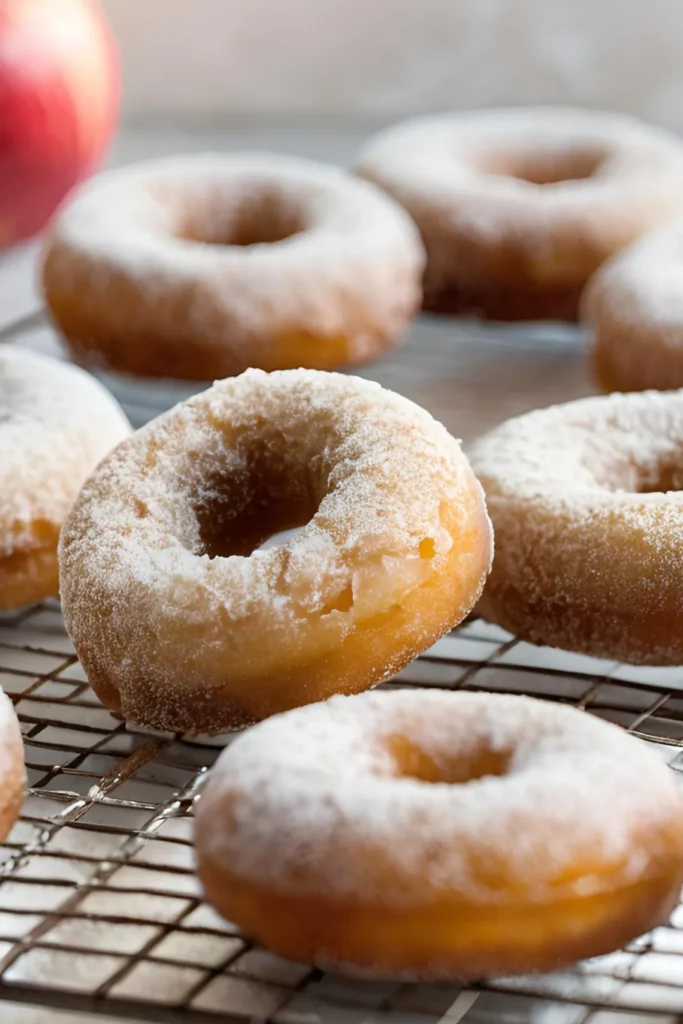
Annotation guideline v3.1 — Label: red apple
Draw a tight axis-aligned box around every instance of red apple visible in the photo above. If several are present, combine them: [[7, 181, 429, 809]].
[[0, 0, 119, 246]]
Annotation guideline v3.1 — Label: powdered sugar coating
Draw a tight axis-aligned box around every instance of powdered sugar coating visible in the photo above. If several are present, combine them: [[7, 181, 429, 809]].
[[195, 688, 683, 906], [0, 348, 130, 558], [583, 224, 683, 392], [356, 108, 683, 312], [43, 152, 425, 379], [59, 369, 492, 733], [470, 390, 683, 663]]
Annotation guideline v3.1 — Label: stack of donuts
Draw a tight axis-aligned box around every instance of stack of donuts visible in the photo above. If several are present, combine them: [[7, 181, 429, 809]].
[[2, 104, 683, 983]]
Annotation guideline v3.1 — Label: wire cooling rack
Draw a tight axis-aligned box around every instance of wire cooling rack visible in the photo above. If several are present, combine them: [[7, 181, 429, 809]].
[[4, 307, 683, 1021], [0, 603, 682, 1024]]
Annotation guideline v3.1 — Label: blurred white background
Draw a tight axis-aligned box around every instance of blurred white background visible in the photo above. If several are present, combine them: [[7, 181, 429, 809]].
[[101, 0, 683, 127]]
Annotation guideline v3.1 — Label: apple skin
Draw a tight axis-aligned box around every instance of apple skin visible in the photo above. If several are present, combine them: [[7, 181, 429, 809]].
[[0, 0, 119, 246]]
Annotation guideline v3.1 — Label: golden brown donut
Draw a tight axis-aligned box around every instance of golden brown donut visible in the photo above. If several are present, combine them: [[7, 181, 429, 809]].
[[195, 689, 683, 979], [59, 369, 492, 734], [470, 389, 683, 663], [0, 690, 26, 843], [42, 152, 425, 381], [0, 347, 130, 611], [356, 108, 683, 320], [583, 224, 683, 393]]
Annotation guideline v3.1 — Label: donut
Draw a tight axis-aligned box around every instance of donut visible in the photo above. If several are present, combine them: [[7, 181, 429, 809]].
[[356, 107, 683, 320], [0, 347, 130, 611], [195, 688, 683, 979], [58, 369, 492, 735], [0, 690, 26, 842], [582, 225, 683, 393], [41, 152, 425, 381], [470, 389, 683, 664]]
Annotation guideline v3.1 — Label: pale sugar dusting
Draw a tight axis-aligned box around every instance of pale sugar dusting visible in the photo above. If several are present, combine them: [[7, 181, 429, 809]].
[[195, 688, 683, 906]]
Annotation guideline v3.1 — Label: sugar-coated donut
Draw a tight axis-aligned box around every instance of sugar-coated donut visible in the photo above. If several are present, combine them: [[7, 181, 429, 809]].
[[0, 690, 26, 842], [195, 688, 683, 979], [356, 108, 683, 320], [0, 348, 130, 611], [59, 369, 492, 734], [470, 390, 683, 664], [583, 225, 683, 393], [42, 153, 425, 381]]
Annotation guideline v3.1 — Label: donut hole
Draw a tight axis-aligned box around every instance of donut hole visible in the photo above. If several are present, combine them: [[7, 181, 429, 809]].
[[171, 185, 308, 247], [194, 477, 315, 558], [478, 146, 605, 186], [593, 450, 683, 494], [387, 733, 511, 785], [189, 443, 319, 558]]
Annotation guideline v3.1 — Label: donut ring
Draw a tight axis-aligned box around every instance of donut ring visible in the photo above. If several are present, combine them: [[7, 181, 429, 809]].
[[42, 153, 424, 381], [195, 688, 683, 979], [583, 226, 683, 393], [470, 390, 683, 664], [0, 691, 26, 842], [59, 369, 492, 734], [0, 348, 130, 611], [356, 107, 683, 320]]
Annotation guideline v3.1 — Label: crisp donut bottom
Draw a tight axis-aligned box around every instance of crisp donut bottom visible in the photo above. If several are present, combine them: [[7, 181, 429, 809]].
[[424, 281, 582, 322], [48, 303, 410, 381], [471, 390, 683, 664], [50, 316, 402, 383], [60, 370, 492, 734], [195, 690, 683, 979], [476, 581, 683, 669], [200, 870, 678, 980], [0, 542, 60, 612]]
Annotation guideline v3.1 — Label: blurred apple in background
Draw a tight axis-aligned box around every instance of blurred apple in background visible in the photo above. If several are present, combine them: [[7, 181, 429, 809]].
[[0, 0, 119, 248]]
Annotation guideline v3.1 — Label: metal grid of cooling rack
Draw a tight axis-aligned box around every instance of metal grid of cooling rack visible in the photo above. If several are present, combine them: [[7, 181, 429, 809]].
[[0, 604, 682, 1023]]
